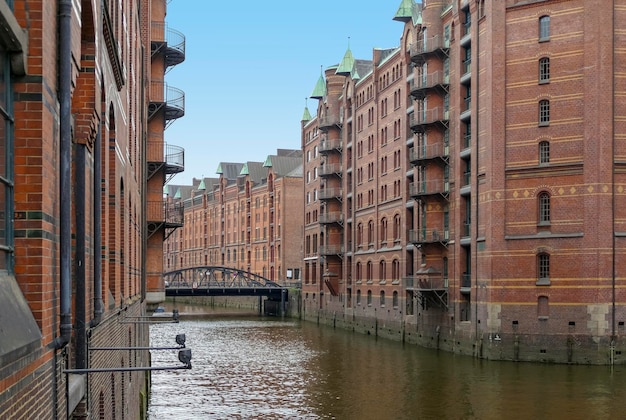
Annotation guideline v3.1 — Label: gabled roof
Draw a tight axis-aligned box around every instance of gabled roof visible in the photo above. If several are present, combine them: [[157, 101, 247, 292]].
[[216, 162, 244, 181], [263, 152, 303, 178]]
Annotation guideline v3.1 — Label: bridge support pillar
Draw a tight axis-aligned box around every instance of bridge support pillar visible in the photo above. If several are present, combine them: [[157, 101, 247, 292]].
[[258, 296, 263, 315]]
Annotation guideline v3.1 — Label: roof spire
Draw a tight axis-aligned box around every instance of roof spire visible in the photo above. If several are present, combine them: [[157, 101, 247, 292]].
[[393, 0, 414, 22], [302, 98, 312, 121], [310, 65, 326, 99], [336, 37, 355, 76]]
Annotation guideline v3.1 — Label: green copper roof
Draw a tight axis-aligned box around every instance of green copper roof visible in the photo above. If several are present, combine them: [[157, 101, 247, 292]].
[[351, 67, 361, 80], [263, 156, 272, 168], [302, 105, 312, 121], [216, 162, 223, 174], [310, 69, 326, 99], [393, 0, 413, 22], [336, 46, 355, 76], [174, 188, 181, 199], [240, 163, 249, 176], [198, 179, 205, 190]]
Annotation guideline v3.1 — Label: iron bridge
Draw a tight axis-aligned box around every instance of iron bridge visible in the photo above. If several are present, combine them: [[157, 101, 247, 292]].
[[163, 266, 287, 300]]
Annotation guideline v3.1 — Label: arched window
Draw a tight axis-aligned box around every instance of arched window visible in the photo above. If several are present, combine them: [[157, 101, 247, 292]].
[[539, 15, 550, 41], [537, 253, 550, 285], [393, 291, 399, 308], [379, 259, 386, 283], [380, 290, 386, 307], [357, 223, 363, 248], [380, 217, 388, 246], [392, 259, 400, 282], [539, 100, 550, 125], [367, 290, 373, 306], [538, 192, 551, 224], [539, 57, 550, 83], [538, 295, 549, 318], [356, 289, 362, 305], [539, 141, 550, 165], [394, 214, 401, 242]]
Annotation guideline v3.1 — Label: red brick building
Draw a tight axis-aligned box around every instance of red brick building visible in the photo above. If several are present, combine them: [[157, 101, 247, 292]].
[[0, 0, 186, 418], [164, 149, 303, 285], [302, 0, 626, 364]]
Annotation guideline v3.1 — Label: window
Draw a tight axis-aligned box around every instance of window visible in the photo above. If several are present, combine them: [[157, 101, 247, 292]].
[[538, 295, 549, 318], [356, 289, 361, 305], [380, 290, 386, 307], [393, 291, 399, 308], [367, 290, 372, 306], [539, 100, 550, 125], [537, 253, 550, 285], [539, 141, 550, 165], [539, 16, 550, 41], [539, 192, 550, 224], [539, 57, 550, 83]]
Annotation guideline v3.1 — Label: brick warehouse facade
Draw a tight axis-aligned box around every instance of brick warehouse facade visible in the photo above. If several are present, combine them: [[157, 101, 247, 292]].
[[0, 0, 186, 418], [301, 0, 626, 364], [164, 149, 303, 287]]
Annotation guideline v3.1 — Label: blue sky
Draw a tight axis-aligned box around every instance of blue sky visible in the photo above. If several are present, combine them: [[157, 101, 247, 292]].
[[164, 1, 407, 185]]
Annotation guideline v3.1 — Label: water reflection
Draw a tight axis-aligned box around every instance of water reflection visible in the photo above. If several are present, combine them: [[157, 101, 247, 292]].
[[148, 312, 626, 419]]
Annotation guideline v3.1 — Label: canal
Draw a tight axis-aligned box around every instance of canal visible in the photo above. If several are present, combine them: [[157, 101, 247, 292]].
[[148, 306, 626, 419]]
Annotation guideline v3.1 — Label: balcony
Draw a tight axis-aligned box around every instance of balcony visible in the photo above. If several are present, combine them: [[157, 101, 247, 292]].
[[319, 163, 342, 177], [404, 272, 448, 308], [318, 113, 342, 131], [410, 35, 450, 64], [409, 180, 450, 199], [319, 245, 344, 256], [148, 81, 185, 125], [319, 212, 343, 225], [147, 200, 184, 239], [319, 138, 343, 154], [409, 71, 449, 99], [318, 187, 342, 201], [409, 143, 449, 165], [408, 228, 449, 246], [151, 22, 186, 68], [409, 108, 449, 133], [147, 139, 185, 181]]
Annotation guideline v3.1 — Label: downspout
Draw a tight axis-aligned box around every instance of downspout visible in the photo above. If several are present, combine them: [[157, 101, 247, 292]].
[[611, 0, 616, 355], [91, 124, 103, 326], [75, 144, 86, 368], [54, 0, 73, 349]]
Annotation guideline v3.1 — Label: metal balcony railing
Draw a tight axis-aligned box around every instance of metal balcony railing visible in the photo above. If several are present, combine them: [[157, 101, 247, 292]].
[[409, 180, 450, 197], [409, 71, 449, 98], [151, 22, 186, 67], [318, 212, 343, 224], [319, 245, 344, 256], [147, 200, 184, 226], [410, 35, 450, 62], [408, 228, 449, 244], [409, 108, 449, 131], [318, 188, 342, 200], [319, 138, 343, 153], [319, 163, 342, 177], [149, 81, 185, 122], [409, 143, 449, 164]]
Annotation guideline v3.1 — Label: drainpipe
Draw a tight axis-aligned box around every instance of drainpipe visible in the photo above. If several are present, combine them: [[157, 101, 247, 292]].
[[75, 144, 86, 368], [54, 0, 73, 349], [91, 124, 103, 326]]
